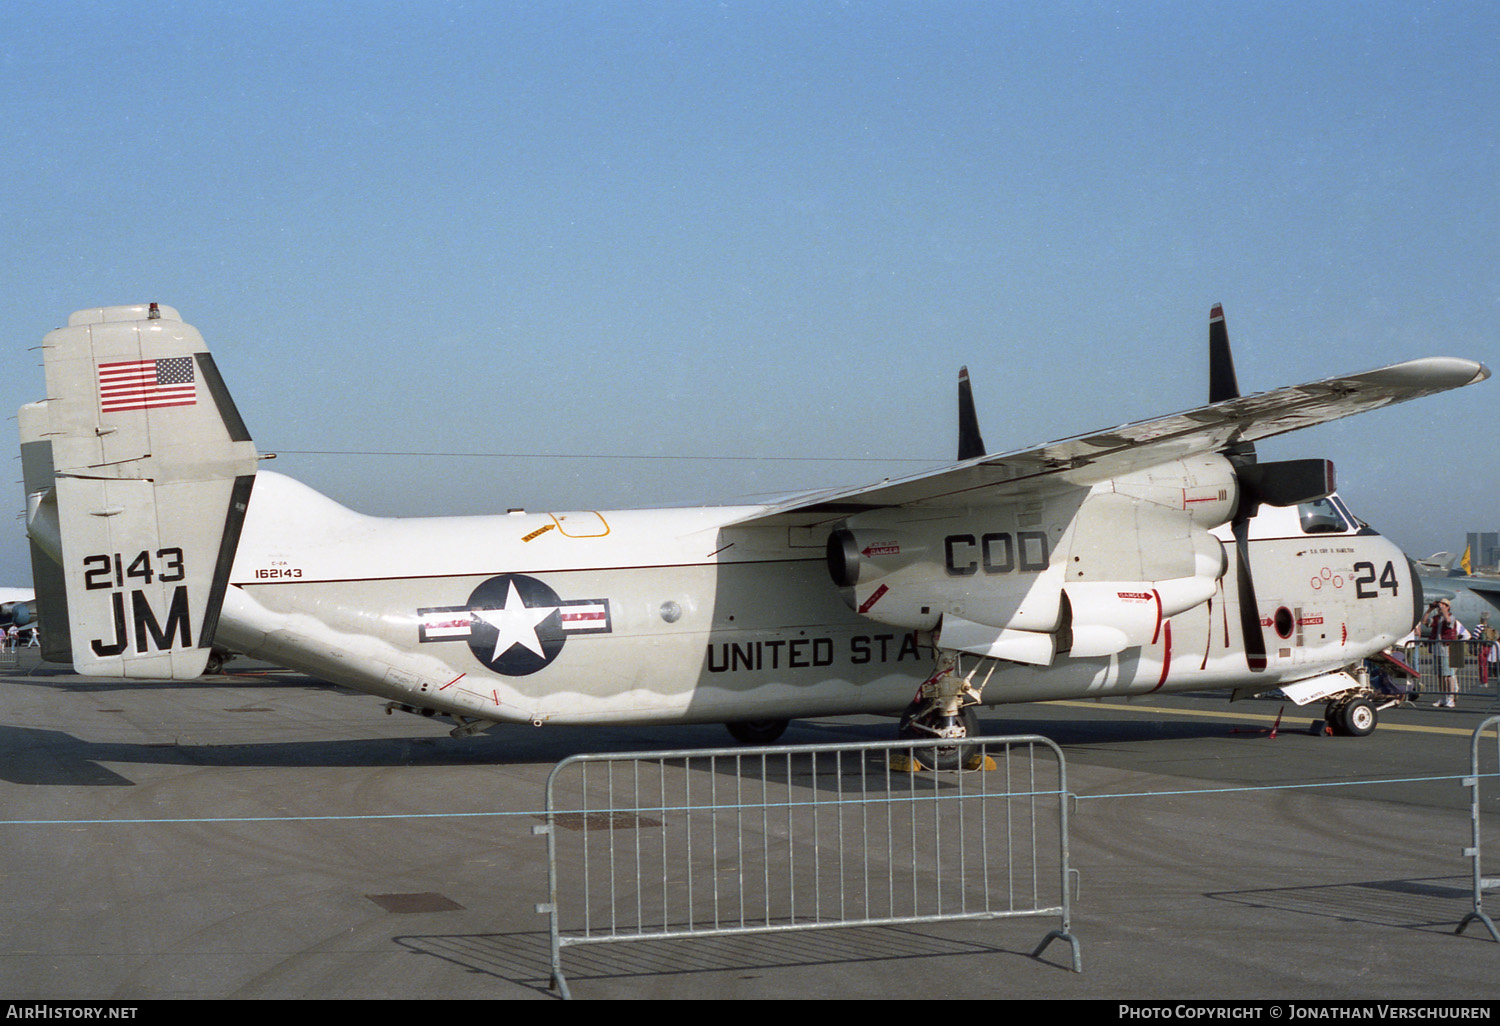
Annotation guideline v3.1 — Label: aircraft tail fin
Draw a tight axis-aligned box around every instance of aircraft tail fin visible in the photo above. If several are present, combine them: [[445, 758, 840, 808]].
[[20, 304, 259, 678]]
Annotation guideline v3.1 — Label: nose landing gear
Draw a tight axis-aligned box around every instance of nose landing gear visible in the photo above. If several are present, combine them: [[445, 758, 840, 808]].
[[1325, 694, 1378, 737]]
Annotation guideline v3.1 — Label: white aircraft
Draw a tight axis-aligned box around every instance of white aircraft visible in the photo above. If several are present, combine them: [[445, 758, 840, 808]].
[[18, 303, 1490, 747]]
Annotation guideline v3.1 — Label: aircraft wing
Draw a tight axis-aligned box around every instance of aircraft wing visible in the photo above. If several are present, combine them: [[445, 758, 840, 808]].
[[1459, 577, 1500, 601], [730, 356, 1489, 529]]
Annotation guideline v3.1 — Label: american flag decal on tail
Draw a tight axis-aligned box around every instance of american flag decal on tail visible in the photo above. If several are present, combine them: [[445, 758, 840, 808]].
[[98, 357, 197, 413]]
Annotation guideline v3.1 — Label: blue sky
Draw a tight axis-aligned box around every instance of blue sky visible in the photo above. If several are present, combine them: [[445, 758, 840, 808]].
[[2, 0, 1496, 586]]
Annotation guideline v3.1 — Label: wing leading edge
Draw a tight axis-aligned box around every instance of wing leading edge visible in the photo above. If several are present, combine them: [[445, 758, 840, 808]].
[[729, 356, 1490, 529]]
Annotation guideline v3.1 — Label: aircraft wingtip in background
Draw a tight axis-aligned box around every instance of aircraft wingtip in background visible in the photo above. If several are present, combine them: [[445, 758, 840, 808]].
[[16, 300, 1492, 746]]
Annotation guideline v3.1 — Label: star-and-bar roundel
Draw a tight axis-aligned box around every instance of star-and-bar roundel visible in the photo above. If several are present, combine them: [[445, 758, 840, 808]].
[[416, 574, 611, 676]]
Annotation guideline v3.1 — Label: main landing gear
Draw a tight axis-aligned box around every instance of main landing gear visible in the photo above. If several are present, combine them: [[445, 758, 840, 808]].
[[724, 719, 790, 744], [721, 648, 994, 764], [896, 651, 990, 769]]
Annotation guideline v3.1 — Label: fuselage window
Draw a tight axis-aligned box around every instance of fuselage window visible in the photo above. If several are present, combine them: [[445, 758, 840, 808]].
[[1297, 497, 1348, 534]]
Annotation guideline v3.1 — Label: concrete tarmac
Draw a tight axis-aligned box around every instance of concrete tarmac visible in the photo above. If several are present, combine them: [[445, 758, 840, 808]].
[[1, 648, 1496, 1002]]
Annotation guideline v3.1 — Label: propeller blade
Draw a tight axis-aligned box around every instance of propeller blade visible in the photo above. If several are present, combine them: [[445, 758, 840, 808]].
[[1214, 305, 1267, 671], [1233, 515, 1268, 672], [957, 366, 987, 461], [1208, 303, 1242, 404], [1211, 303, 1257, 466]]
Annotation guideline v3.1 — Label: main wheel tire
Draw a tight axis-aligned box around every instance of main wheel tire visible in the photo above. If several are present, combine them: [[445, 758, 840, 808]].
[[898, 703, 981, 769], [725, 718, 790, 744]]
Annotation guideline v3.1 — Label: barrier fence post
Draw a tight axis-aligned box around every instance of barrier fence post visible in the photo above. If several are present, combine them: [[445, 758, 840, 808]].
[[1457, 715, 1500, 944]]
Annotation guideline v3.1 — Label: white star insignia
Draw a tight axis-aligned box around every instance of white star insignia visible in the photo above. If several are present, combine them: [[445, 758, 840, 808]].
[[470, 580, 558, 661]]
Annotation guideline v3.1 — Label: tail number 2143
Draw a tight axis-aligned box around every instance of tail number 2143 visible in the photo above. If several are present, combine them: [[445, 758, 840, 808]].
[[81, 548, 191, 656]]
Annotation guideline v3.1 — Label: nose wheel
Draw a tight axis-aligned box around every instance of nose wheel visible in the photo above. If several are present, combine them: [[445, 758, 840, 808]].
[[1325, 695, 1377, 737]]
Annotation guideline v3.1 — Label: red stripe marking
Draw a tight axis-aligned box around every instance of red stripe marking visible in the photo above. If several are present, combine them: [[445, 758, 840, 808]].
[[858, 584, 889, 614], [1200, 597, 1213, 671], [99, 398, 197, 412], [1153, 620, 1172, 691]]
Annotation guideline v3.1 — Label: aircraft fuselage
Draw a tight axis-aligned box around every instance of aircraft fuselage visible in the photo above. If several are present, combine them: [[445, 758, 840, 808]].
[[202, 471, 1417, 728]]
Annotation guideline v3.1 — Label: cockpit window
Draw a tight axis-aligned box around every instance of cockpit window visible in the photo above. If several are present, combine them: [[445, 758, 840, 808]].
[[1331, 495, 1369, 531], [1298, 497, 1348, 534]]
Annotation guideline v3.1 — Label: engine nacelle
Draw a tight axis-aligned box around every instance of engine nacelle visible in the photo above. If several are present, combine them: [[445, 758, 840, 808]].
[[827, 462, 1232, 656], [1107, 454, 1239, 528], [1062, 574, 1220, 658], [939, 616, 1057, 666], [1051, 485, 1228, 659], [827, 522, 1063, 633], [826, 527, 928, 589]]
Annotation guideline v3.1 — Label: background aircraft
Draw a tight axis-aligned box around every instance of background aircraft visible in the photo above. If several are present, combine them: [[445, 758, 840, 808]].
[[0, 587, 36, 629], [17, 303, 1490, 745], [1413, 551, 1500, 633]]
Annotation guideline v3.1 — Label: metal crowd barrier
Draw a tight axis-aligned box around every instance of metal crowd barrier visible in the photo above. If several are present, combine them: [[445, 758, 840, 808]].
[[1458, 715, 1500, 944], [1403, 639, 1499, 697], [533, 734, 1080, 999]]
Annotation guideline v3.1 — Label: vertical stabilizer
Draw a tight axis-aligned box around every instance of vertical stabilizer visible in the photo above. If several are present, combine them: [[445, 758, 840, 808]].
[[20, 304, 259, 678]]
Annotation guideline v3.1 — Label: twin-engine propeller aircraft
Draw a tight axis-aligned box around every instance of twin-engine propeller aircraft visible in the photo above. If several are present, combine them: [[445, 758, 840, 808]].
[[18, 303, 1489, 747]]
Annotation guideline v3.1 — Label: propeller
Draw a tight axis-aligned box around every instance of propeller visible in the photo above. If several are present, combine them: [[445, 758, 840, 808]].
[[1210, 305, 1340, 671], [954, 316, 1333, 676], [1211, 304, 1268, 671]]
